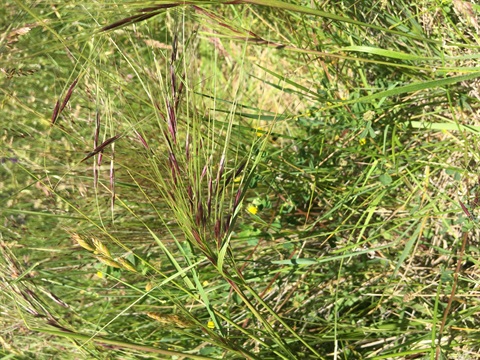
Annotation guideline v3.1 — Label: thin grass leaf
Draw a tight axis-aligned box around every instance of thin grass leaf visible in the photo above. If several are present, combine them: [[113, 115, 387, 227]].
[[94, 111, 101, 187], [329, 71, 480, 108], [393, 219, 425, 277], [110, 157, 115, 212], [30, 327, 214, 359], [243, 0, 437, 42], [410, 121, 480, 133], [340, 46, 436, 61], [270, 258, 317, 266]]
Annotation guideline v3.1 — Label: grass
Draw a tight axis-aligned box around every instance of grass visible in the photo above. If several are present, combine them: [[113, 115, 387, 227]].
[[1, 0, 480, 359]]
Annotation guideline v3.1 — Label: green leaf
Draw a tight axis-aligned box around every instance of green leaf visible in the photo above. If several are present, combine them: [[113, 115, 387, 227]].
[[340, 46, 435, 61], [272, 258, 317, 266], [379, 173, 392, 185]]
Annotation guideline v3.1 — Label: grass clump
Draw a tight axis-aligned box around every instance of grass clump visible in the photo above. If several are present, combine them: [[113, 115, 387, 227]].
[[2, 0, 480, 359]]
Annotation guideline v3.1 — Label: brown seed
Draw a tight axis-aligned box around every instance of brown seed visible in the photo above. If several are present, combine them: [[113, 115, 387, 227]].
[[135, 130, 149, 149], [101, 11, 162, 32], [117, 258, 136, 273], [72, 233, 95, 252], [146, 312, 192, 328], [92, 238, 111, 258], [81, 134, 120, 163], [51, 100, 60, 125], [95, 256, 122, 269], [138, 4, 179, 13], [60, 78, 78, 112]]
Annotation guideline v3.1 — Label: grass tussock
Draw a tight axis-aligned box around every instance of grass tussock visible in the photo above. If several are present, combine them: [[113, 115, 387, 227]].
[[2, 0, 480, 359]]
